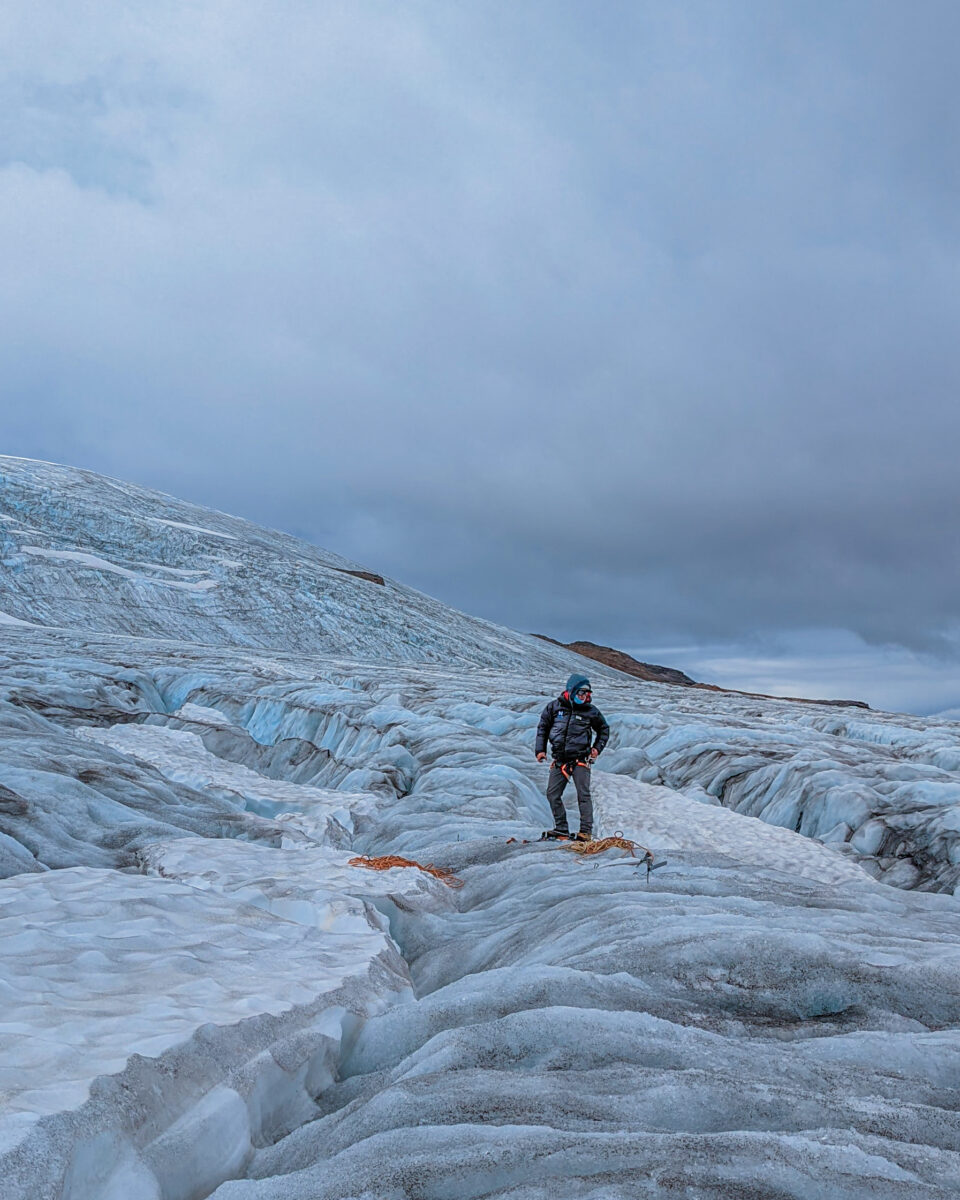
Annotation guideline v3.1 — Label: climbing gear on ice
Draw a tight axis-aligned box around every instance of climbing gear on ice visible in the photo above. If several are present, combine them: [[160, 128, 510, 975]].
[[348, 854, 464, 888], [540, 828, 571, 840], [580, 833, 668, 883]]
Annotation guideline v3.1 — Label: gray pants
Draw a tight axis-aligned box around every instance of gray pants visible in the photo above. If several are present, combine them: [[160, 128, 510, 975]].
[[546, 761, 593, 835]]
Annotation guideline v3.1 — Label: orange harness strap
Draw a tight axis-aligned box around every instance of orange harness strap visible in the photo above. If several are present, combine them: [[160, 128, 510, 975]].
[[553, 759, 591, 781]]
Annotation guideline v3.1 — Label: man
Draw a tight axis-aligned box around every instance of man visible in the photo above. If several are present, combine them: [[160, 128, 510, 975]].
[[535, 673, 609, 841]]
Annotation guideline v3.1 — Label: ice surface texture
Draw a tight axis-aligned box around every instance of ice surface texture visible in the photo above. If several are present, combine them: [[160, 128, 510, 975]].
[[0, 456, 585, 670], [2, 457, 960, 1198]]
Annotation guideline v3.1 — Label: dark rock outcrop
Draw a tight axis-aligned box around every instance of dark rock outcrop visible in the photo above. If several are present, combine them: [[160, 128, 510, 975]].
[[334, 568, 386, 586], [535, 635, 869, 709], [534, 637, 697, 686]]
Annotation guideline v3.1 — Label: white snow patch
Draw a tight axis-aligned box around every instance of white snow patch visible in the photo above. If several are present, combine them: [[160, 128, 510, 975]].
[[0, 609, 44, 628], [20, 547, 218, 590], [0, 868, 393, 1136], [139, 836, 455, 931], [175, 701, 236, 725], [75, 723, 378, 832], [595, 771, 871, 887], [154, 518, 238, 540]]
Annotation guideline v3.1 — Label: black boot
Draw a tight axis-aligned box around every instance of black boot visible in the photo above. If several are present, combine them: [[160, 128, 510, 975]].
[[540, 828, 570, 840]]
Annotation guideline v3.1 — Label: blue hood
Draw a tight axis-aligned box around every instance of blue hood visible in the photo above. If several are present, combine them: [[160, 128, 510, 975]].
[[565, 674, 591, 704]]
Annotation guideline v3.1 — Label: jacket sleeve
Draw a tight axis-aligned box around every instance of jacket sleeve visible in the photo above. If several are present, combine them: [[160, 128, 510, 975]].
[[591, 709, 610, 755], [535, 702, 555, 755]]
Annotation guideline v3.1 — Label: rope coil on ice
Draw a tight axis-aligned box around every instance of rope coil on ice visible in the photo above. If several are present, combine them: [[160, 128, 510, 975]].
[[347, 854, 464, 888], [563, 835, 646, 856]]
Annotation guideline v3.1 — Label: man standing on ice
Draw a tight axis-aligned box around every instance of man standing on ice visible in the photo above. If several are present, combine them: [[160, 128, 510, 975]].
[[535, 673, 609, 841]]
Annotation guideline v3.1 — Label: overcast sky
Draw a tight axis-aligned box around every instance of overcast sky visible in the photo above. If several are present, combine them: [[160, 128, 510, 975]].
[[2, 1, 958, 714]]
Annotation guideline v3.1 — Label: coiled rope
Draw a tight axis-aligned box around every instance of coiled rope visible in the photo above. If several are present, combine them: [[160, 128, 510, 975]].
[[347, 854, 464, 888], [563, 834, 650, 857]]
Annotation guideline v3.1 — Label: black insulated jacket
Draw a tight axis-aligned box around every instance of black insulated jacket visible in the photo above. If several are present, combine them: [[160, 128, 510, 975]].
[[536, 696, 609, 762]]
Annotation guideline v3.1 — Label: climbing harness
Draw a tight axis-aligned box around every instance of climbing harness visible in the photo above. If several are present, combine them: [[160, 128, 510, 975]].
[[553, 759, 591, 781], [347, 854, 464, 888]]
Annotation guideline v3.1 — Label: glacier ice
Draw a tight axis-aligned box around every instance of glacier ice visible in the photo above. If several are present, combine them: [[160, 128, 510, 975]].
[[2, 456, 960, 1198]]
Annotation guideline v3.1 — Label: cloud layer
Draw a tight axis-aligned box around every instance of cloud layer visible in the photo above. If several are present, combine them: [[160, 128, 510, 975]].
[[2, 1, 959, 709]]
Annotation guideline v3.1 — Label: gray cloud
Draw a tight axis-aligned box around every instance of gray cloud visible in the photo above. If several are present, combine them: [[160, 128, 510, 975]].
[[2, 0, 959, 710]]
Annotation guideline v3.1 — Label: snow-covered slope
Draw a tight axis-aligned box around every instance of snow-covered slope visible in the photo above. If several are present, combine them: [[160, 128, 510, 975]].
[[3, 458, 960, 1199], [0, 456, 589, 670]]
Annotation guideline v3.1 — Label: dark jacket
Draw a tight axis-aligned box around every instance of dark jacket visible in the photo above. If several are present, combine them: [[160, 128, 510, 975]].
[[536, 695, 609, 762]]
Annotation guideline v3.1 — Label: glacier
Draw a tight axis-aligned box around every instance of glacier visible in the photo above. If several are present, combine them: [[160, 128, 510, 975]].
[[2, 455, 960, 1199]]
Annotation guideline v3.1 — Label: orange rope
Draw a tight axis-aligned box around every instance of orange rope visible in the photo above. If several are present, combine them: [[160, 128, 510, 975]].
[[347, 854, 464, 888], [563, 835, 646, 857]]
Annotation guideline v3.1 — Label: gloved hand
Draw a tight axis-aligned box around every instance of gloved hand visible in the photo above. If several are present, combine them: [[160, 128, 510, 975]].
[[536, 752, 546, 762]]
